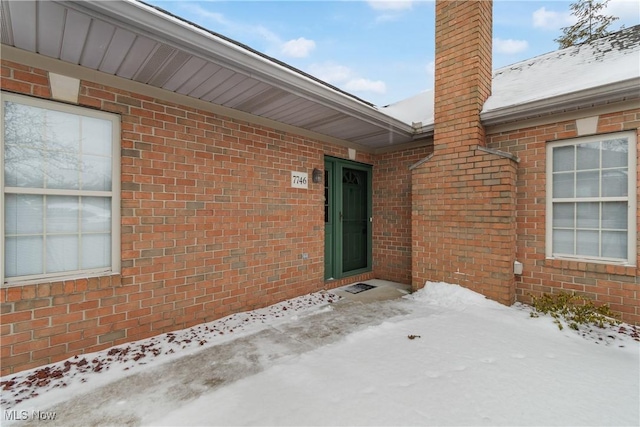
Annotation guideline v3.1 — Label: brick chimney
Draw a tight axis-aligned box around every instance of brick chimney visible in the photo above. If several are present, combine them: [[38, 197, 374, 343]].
[[433, 0, 492, 153], [411, 0, 519, 305]]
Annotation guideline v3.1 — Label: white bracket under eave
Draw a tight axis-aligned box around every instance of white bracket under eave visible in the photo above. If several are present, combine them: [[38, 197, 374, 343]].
[[49, 72, 80, 104]]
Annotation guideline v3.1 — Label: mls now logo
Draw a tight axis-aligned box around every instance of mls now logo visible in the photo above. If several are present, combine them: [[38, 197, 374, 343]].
[[4, 410, 57, 421]]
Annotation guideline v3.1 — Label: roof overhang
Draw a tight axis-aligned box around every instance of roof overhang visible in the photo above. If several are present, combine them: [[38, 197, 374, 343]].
[[0, 0, 417, 150], [481, 77, 640, 127]]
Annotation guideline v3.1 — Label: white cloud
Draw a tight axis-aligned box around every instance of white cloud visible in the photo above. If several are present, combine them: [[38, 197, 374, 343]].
[[307, 62, 353, 84], [280, 37, 316, 58], [494, 38, 529, 54], [606, 0, 640, 26], [367, 1, 414, 11], [344, 78, 387, 94], [532, 7, 575, 30], [307, 62, 386, 95], [178, 3, 317, 61]]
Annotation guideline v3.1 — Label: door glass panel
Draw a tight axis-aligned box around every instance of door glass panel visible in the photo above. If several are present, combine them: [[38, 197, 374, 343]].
[[342, 168, 368, 273]]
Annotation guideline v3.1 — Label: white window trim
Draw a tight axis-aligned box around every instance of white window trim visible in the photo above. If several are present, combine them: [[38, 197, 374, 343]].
[[1, 92, 121, 285], [545, 130, 637, 266]]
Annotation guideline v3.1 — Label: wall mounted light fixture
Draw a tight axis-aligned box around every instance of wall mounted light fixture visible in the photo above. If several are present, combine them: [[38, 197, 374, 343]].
[[312, 168, 323, 184]]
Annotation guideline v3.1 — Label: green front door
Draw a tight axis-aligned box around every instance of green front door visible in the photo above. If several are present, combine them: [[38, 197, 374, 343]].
[[324, 157, 372, 280]]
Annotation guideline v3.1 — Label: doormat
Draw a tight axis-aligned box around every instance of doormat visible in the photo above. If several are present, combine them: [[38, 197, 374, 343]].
[[343, 283, 377, 294]]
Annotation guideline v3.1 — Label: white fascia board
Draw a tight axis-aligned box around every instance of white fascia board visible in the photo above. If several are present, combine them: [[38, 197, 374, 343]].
[[59, 0, 414, 138], [481, 78, 640, 126]]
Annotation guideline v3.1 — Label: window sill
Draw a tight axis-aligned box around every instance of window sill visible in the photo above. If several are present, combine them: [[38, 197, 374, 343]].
[[544, 257, 637, 276], [3, 270, 119, 288]]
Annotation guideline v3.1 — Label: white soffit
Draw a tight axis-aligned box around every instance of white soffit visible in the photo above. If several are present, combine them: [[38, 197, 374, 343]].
[[0, 0, 416, 150]]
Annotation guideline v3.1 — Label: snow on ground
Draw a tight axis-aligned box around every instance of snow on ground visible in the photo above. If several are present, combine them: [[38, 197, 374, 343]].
[[0, 291, 339, 409], [2, 282, 639, 426]]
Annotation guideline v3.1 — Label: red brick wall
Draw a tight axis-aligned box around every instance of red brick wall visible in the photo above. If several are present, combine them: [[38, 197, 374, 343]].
[[373, 145, 433, 284], [487, 109, 640, 324], [412, 149, 518, 304], [432, 0, 492, 154], [0, 59, 387, 374]]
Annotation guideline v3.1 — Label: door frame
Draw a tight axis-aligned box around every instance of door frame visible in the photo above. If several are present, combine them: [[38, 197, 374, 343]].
[[324, 156, 372, 280]]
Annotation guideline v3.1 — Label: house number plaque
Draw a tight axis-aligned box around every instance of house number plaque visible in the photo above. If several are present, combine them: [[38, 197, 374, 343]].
[[291, 171, 308, 189]]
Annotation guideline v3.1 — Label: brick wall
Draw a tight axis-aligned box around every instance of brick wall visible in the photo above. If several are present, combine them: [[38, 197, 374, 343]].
[[487, 108, 640, 324], [432, 0, 492, 154], [412, 148, 518, 304], [373, 145, 433, 284], [1, 59, 397, 375]]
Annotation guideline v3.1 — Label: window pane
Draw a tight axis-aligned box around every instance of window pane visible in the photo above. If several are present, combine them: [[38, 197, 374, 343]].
[[82, 117, 112, 157], [82, 197, 111, 233], [82, 234, 111, 269], [553, 145, 574, 172], [602, 169, 627, 197], [576, 202, 599, 228], [602, 138, 628, 168], [45, 110, 80, 153], [4, 101, 44, 143], [47, 196, 79, 233], [602, 202, 627, 230], [47, 235, 79, 273], [576, 171, 599, 197], [576, 230, 599, 257], [4, 194, 43, 234], [4, 145, 45, 188], [553, 203, 574, 227], [576, 142, 599, 170], [602, 231, 627, 259], [46, 158, 80, 190], [81, 155, 112, 191], [5, 236, 43, 277], [553, 173, 574, 198], [553, 229, 574, 255]]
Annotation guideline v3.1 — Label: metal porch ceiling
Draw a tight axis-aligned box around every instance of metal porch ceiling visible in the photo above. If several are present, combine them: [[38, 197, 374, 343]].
[[0, 0, 417, 150]]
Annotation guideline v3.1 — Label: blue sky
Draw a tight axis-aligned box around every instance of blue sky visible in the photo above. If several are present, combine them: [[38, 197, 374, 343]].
[[146, 0, 640, 106]]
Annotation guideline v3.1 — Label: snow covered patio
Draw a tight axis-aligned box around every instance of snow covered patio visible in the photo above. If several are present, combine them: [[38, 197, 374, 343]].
[[2, 280, 639, 426]]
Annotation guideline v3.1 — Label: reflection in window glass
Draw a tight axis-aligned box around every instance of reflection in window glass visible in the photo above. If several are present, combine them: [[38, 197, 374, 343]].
[[82, 197, 111, 233], [47, 196, 79, 233], [576, 142, 599, 170]]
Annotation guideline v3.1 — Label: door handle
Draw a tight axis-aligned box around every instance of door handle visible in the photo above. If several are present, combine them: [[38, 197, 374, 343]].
[[339, 211, 343, 221]]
